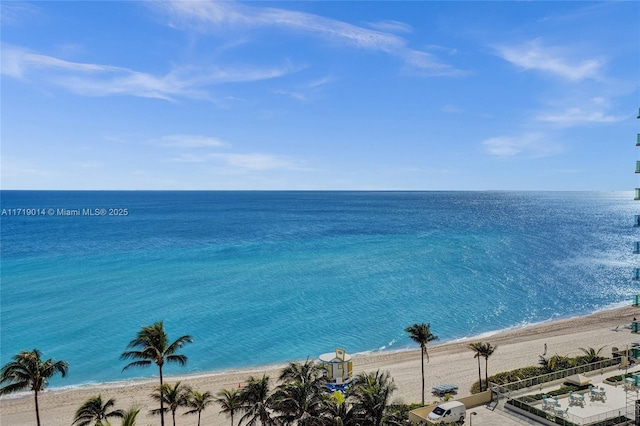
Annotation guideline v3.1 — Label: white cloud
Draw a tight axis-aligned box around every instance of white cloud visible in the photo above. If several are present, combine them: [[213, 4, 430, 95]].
[[1, 45, 125, 79], [536, 107, 625, 126], [366, 20, 413, 34], [482, 133, 563, 158], [535, 97, 626, 127], [0, 2, 42, 26], [1, 44, 299, 100], [173, 152, 300, 171], [494, 39, 603, 81], [272, 89, 307, 102], [1, 156, 51, 178], [158, 135, 227, 148], [401, 50, 467, 77], [158, 1, 405, 52], [441, 104, 464, 114], [272, 75, 334, 102], [72, 161, 103, 169], [215, 153, 297, 171], [154, 1, 464, 76]]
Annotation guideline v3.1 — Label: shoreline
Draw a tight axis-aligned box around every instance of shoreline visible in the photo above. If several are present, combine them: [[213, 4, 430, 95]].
[[3, 304, 640, 425], [1, 303, 634, 400]]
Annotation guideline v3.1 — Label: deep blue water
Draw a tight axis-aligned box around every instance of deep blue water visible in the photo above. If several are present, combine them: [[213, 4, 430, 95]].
[[0, 191, 636, 388]]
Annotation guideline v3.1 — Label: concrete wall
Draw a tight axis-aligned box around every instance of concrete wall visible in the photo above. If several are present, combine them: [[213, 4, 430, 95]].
[[408, 390, 493, 423]]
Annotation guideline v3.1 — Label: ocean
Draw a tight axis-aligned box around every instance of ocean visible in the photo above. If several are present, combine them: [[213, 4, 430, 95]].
[[0, 191, 636, 389]]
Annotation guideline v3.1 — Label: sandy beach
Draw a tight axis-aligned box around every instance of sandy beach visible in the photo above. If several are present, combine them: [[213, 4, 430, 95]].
[[2, 305, 640, 425]]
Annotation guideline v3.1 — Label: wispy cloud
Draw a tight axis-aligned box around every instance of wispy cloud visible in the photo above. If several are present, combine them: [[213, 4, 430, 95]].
[[0, 2, 42, 26], [536, 107, 623, 126], [441, 104, 464, 114], [157, 1, 404, 51], [173, 152, 301, 171], [157, 134, 227, 148], [72, 161, 103, 169], [272, 75, 334, 102], [482, 133, 563, 158], [1, 44, 300, 100], [366, 20, 413, 34], [494, 38, 603, 81], [535, 97, 626, 126], [401, 50, 467, 77], [1, 45, 125, 79], [153, 1, 464, 76], [1, 156, 51, 178], [160, 132, 305, 171]]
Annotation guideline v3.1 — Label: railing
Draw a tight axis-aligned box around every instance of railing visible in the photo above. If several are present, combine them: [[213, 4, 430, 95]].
[[493, 358, 630, 426], [491, 358, 622, 393], [506, 398, 633, 426]]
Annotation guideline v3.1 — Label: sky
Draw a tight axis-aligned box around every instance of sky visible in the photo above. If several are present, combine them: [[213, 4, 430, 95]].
[[1, 1, 639, 190]]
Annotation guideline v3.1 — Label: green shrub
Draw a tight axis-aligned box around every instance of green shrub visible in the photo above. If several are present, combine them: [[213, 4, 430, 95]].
[[470, 355, 613, 394], [606, 372, 633, 383]]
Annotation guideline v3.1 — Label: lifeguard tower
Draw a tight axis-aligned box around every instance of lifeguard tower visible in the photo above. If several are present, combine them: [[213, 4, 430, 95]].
[[319, 347, 353, 391]]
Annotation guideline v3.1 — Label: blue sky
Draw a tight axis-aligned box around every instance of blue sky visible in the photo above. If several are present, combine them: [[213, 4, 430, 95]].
[[1, 1, 639, 190]]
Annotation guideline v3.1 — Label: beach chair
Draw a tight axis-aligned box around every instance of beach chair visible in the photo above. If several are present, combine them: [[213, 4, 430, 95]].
[[542, 395, 552, 410]]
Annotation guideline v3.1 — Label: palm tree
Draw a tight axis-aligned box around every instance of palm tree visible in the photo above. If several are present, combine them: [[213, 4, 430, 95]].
[[184, 389, 215, 426], [538, 355, 552, 373], [238, 375, 274, 426], [73, 395, 124, 426], [279, 359, 323, 385], [549, 354, 572, 371], [478, 343, 496, 391], [539, 353, 571, 372], [272, 360, 325, 426], [405, 323, 438, 405], [121, 321, 193, 426], [120, 407, 141, 426], [151, 381, 190, 426], [468, 342, 483, 392], [350, 370, 396, 426], [0, 348, 68, 426], [272, 379, 324, 426], [216, 388, 243, 426], [579, 346, 605, 364], [321, 391, 357, 426]]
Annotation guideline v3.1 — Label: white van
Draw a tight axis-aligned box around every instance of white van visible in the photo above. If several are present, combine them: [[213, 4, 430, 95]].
[[427, 401, 466, 424]]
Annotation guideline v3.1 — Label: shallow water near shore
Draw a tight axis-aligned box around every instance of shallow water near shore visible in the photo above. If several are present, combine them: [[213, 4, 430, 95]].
[[1, 191, 636, 388]]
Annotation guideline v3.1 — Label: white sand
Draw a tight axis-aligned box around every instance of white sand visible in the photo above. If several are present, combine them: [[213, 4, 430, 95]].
[[2, 305, 639, 426]]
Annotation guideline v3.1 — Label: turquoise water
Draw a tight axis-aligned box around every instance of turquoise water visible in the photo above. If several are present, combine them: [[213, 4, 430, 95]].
[[0, 191, 636, 388]]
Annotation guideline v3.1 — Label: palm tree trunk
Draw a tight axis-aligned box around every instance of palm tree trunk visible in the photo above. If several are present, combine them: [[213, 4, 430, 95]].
[[420, 348, 425, 405], [34, 389, 41, 426], [485, 358, 489, 392], [476, 357, 482, 392], [159, 365, 165, 426], [230, 412, 234, 426], [172, 409, 176, 426], [197, 412, 201, 426]]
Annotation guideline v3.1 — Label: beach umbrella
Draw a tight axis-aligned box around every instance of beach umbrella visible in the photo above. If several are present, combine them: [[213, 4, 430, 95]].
[[565, 374, 591, 386]]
